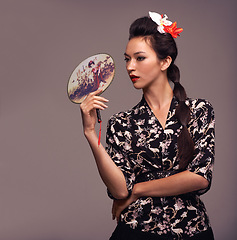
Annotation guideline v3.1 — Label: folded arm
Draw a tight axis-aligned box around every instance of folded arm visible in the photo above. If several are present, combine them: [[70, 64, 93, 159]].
[[133, 170, 208, 198], [112, 170, 208, 221]]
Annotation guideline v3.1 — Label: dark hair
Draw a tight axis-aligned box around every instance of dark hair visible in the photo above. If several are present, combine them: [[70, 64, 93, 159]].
[[129, 17, 194, 170], [88, 60, 95, 68]]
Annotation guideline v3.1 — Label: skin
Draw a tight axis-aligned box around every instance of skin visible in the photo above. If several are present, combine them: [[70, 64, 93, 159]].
[[80, 36, 209, 223], [124, 37, 174, 129]]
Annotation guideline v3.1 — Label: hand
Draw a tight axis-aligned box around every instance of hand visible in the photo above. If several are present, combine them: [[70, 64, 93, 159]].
[[80, 89, 109, 135], [112, 193, 138, 222]]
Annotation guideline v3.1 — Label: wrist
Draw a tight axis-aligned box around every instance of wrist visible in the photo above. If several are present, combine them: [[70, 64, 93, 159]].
[[132, 183, 142, 199], [84, 129, 97, 139]]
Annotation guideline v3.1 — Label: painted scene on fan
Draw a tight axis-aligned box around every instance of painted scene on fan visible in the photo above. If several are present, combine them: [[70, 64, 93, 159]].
[[68, 54, 115, 104]]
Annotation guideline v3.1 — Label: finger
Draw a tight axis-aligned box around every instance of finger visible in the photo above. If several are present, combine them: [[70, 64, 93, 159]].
[[112, 210, 115, 220], [81, 99, 108, 113], [112, 202, 116, 220], [82, 90, 102, 104], [113, 206, 121, 223], [112, 201, 119, 221], [93, 96, 109, 102], [91, 103, 107, 111], [116, 209, 121, 219], [83, 95, 109, 109], [116, 214, 120, 223], [90, 88, 103, 96], [93, 100, 108, 109]]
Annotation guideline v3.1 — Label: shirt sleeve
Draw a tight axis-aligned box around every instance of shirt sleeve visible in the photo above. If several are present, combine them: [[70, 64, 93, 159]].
[[106, 115, 136, 199], [187, 100, 215, 195]]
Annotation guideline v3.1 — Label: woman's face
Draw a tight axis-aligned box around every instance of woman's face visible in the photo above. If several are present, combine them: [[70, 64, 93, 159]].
[[124, 37, 163, 90]]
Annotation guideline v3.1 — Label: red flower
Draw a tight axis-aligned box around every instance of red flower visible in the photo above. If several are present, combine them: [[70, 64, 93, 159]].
[[163, 22, 183, 38]]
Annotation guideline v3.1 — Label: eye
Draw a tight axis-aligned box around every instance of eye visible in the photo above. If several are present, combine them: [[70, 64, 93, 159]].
[[137, 56, 145, 61], [124, 57, 130, 62]]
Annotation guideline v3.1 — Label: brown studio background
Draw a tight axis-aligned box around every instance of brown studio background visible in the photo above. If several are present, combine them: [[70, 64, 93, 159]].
[[0, 0, 236, 239]]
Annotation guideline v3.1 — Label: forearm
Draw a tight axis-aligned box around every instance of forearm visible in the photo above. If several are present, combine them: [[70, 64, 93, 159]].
[[85, 130, 129, 199], [133, 170, 209, 198]]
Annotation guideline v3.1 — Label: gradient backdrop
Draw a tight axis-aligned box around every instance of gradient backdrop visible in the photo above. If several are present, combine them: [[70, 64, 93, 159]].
[[1, 0, 236, 239]]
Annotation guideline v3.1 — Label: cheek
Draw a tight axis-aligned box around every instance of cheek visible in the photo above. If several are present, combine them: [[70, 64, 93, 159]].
[[140, 61, 154, 72], [143, 62, 161, 78]]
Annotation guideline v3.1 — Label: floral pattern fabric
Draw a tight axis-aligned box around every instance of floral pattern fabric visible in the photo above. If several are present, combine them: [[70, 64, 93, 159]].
[[106, 96, 215, 239]]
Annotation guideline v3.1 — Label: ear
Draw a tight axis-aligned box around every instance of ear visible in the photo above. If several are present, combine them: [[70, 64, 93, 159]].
[[161, 56, 172, 71]]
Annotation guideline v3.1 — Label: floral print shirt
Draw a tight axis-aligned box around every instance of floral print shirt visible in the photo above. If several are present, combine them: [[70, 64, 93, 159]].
[[106, 96, 215, 239]]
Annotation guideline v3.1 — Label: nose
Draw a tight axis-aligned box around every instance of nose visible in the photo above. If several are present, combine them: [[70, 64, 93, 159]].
[[126, 59, 135, 73]]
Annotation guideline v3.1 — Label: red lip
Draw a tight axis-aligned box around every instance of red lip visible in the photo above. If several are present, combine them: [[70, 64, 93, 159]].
[[130, 74, 140, 82]]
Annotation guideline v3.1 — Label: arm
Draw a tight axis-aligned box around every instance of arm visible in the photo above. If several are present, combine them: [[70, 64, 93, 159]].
[[132, 170, 208, 198], [80, 89, 129, 199], [112, 170, 208, 221], [113, 100, 215, 221], [135, 100, 215, 198], [112, 164, 212, 222]]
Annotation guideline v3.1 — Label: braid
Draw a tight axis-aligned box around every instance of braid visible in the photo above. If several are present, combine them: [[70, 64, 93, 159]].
[[129, 16, 194, 170], [168, 64, 194, 169]]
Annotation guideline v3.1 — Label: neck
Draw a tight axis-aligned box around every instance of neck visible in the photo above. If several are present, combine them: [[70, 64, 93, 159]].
[[143, 78, 173, 110]]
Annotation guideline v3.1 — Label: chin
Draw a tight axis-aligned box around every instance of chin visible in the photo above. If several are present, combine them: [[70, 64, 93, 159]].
[[132, 82, 144, 90], [133, 86, 143, 90]]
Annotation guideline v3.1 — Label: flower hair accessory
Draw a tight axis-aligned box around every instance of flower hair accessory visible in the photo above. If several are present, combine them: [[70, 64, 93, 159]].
[[149, 11, 183, 38]]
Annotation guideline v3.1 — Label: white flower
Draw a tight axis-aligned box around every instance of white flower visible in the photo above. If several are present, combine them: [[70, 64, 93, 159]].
[[124, 130, 132, 139], [115, 153, 123, 159], [124, 142, 131, 151], [149, 11, 172, 33], [181, 212, 188, 218], [126, 219, 138, 229]]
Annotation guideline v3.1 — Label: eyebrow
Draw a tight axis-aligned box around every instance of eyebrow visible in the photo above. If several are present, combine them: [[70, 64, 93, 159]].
[[124, 51, 146, 57]]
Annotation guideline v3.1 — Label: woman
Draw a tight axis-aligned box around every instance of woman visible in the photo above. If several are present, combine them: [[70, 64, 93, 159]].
[[80, 12, 215, 240]]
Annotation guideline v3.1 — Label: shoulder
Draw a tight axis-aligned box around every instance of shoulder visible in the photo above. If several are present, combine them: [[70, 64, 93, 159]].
[[186, 98, 214, 117], [107, 99, 145, 128], [106, 106, 137, 142], [108, 109, 133, 127], [186, 98, 215, 134]]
